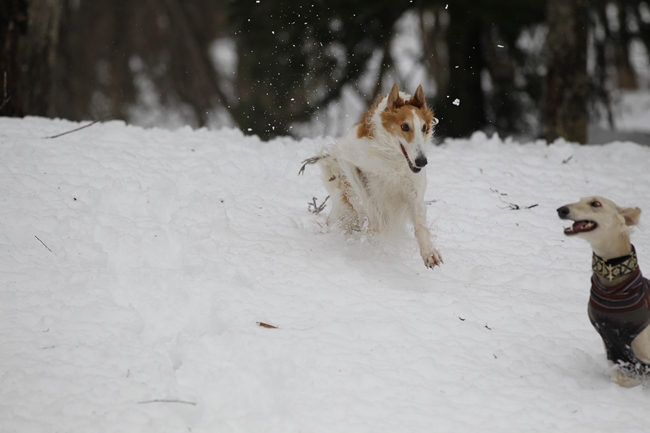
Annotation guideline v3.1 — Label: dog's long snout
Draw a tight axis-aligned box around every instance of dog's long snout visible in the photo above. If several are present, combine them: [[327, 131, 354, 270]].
[[557, 206, 570, 218], [414, 155, 428, 168]]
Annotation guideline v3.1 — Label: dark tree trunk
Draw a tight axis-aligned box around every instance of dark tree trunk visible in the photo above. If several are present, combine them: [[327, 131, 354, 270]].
[[18, 0, 63, 117], [0, 0, 28, 117], [545, 0, 588, 144], [436, 8, 486, 138], [419, 6, 449, 98], [612, 3, 637, 90]]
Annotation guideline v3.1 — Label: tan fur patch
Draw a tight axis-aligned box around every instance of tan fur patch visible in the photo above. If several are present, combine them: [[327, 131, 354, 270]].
[[357, 89, 435, 139], [356, 96, 384, 139], [339, 180, 354, 208], [380, 103, 435, 140]]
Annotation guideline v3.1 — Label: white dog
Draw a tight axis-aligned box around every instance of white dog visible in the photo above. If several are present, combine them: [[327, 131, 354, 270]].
[[301, 84, 442, 268], [558, 196, 650, 386]]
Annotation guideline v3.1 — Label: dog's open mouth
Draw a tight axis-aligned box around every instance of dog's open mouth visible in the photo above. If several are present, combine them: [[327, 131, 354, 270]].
[[564, 220, 598, 235], [400, 144, 421, 174]]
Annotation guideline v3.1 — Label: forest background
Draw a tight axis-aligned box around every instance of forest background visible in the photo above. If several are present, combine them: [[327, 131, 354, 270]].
[[1, 0, 650, 143]]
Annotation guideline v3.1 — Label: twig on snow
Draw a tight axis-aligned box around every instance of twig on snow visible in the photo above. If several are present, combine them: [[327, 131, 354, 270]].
[[298, 155, 326, 175], [137, 399, 197, 406], [493, 190, 537, 210], [257, 322, 278, 329], [308, 196, 329, 214], [490, 188, 507, 196], [43, 113, 114, 139], [504, 202, 539, 211], [562, 155, 573, 164], [35, 236, 53, 253]]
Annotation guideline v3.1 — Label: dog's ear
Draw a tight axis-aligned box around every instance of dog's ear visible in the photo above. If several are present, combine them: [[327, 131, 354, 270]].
[[386, 84, 402, 111], [408, 85, 425, 109], [620, 207, 641, 226]]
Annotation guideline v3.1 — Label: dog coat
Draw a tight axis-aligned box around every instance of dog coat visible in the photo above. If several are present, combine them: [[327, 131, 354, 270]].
[[589, 268, 650, 375]]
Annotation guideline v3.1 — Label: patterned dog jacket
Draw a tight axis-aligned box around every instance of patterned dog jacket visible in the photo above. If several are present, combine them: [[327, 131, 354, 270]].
[[589, 267, 650, 375]]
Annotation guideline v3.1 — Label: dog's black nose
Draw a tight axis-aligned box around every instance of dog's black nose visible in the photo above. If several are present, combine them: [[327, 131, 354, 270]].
[[557, 206, 570, 218], [414, 155, 428, 168]]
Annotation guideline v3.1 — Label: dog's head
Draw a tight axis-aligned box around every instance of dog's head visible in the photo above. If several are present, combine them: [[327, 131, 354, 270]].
[[361, 84, 437, 174], [557, 196, 641, 250]]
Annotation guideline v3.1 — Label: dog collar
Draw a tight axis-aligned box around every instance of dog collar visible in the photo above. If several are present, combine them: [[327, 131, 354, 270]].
[[592, 245, 638, 282]]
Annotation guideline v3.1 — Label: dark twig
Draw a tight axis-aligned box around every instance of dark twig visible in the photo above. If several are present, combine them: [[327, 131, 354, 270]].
[[493, 190, 537, 210], [490, 188, 507, 196], [562, 155, 573, 164], [257, 322, 278, 329], [308, 196, 329, 214], [35, 236, 53, 253], [137, 399, 197, 406], [298, 155, 325, 175], [43, 113, 114, 139], [503, 202, 539, 211]]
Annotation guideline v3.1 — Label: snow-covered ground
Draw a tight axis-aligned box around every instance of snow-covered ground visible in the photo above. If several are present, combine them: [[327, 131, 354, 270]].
[[2, 116, 650, 432]]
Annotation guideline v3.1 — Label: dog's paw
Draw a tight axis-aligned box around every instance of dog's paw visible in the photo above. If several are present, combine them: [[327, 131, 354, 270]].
[[610, 366, 646, 387], [422, 249, 443, 269]]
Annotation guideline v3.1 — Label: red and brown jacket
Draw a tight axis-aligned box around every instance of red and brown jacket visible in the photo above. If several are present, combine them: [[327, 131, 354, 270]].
[[589, 268, 650, 375]]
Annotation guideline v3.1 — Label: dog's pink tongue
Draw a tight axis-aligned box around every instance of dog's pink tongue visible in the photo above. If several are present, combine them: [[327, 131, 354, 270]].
[[572, 221, 591, 232]]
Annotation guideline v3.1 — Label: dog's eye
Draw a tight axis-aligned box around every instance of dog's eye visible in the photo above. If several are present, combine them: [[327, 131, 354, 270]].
[[401, 124, 409, 132], [422, 125, 427, 133], [590, 201, 602, 208]]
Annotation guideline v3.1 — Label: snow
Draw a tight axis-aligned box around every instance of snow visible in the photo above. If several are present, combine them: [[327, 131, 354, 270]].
[[2, 116, 650, 432]]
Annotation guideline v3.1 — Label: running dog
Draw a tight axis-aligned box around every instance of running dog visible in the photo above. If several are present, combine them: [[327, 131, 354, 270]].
[[301, 84, 442, 268], [557, 196, 650, 386]]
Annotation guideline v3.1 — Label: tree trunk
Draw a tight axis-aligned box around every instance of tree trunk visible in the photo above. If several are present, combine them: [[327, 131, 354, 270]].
[[18, 0, 63, 117], [419, 6, 449, 97], [0, 0, 28, 117], [613, 3, 637, 90], [436, 8, 486, 138], [545, 0, 588, 144]]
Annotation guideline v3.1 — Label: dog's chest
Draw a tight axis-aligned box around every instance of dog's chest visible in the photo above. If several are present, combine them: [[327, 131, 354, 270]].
[[363, 170, 421, 201]]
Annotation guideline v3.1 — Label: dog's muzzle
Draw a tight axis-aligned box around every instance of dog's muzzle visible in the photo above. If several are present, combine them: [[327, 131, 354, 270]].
[[557, 206, 598, 235], [414, 155, 428, 168], [557, 206, 570, 218], [400, 144, 427, 174]]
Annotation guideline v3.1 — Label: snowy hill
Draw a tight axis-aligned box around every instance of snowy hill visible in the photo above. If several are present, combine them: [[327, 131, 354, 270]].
[[1, 116, 650, 432]]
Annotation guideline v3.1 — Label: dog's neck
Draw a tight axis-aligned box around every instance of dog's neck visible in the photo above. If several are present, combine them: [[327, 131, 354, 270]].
[[592, 244, 638, 287], [588, 231, 632, 262]]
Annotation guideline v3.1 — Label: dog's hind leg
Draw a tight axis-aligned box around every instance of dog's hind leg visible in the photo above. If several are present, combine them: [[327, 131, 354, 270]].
[[318, 156, 361, 231], [632, 325, 650, 364]]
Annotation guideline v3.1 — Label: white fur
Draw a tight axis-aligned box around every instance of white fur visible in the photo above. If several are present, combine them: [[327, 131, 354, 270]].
[[315, 86, 442, 268]]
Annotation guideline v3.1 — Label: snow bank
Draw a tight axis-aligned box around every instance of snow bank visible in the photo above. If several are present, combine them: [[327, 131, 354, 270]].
[[1, 117, 650, 432]]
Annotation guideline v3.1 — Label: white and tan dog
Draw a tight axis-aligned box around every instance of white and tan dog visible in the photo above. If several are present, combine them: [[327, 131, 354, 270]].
[[558, 196, 650, 386], [301, 84, 442, 268]]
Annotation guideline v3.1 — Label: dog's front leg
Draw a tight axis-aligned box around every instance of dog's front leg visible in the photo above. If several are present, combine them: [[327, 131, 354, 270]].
[[414, 222, 443, 268], [410, 202, 442, 268]]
